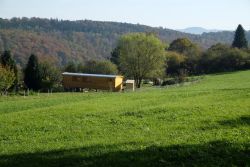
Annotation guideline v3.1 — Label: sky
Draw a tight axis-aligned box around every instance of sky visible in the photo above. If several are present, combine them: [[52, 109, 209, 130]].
[[0, 0, 250, 30]]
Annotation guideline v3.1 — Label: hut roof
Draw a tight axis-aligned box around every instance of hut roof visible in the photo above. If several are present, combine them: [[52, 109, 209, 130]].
[[125, 80, 135, 84], [62, 72, 122, 78]]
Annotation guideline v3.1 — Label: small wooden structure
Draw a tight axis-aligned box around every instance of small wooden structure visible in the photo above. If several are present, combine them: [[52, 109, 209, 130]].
[[62, 72, 123, 92], [125, 80, 135, 91]]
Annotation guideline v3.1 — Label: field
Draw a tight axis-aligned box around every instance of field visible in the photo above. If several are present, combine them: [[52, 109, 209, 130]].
[[0, 71, 250, 167]]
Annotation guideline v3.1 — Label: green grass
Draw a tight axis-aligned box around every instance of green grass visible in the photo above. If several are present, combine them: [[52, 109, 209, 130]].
[[0, 71, 250, 167]]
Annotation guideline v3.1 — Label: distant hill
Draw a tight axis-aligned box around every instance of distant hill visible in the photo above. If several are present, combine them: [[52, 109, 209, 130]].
[[0, 18, 249, 67], [178, 27, 221, 35]]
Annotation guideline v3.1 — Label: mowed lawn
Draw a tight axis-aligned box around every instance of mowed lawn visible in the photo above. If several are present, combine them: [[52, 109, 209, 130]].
[[0, 71, 250, 167]]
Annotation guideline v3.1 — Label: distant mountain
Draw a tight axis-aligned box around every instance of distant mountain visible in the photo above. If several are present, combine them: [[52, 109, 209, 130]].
[[178, 27, 222, 35], [0, 18, 249, 67]]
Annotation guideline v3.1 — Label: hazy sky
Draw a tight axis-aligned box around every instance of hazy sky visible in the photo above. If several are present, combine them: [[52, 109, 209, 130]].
[[0, 0, 250, 30]]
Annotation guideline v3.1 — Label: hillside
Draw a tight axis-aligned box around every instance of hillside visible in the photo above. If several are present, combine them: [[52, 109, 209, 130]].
[[0, 18, 249, 67], [0, 70, 249, 166]]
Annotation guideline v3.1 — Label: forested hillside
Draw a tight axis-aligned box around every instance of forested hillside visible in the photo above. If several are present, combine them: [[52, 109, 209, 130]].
[[0, 17, 249, 67]]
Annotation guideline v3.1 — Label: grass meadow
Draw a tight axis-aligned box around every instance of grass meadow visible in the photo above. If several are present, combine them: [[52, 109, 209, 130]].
[[0, 71, 250, 167]]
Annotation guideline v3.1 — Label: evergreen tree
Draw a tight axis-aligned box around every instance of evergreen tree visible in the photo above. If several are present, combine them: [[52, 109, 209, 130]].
[[110, 46, 120, 66], [232, 24, 248, 49], [24, 54, 42, 90], [1, 51, 12, 66]]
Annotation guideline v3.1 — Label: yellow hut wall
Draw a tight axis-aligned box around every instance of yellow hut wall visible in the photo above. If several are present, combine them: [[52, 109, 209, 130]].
[[115, 77, 123, 91], [63, 75, 123, 92]]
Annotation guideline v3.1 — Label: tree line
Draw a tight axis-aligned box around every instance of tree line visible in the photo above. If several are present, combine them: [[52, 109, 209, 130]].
[[0, 51, 119, 94], [0, 24, 249, 94], [1, 17, 250, 68], [165, 24, 249, 75], [110, 24, 249, 87]]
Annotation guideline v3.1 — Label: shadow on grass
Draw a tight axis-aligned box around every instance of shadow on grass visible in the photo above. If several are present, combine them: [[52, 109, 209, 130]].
[[219, 115, 250, 127], [0, 141, 249, 167]]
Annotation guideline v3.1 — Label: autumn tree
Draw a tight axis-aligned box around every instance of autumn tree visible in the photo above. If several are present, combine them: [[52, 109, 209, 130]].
[[24, 54, 42, 91], [232, 24, 248, 49], [0, 51, 18, 90], [0, 65, 15, 95], [40, 62, 62, 91], [165, 51, 186, 76], [168, 38, 201, 74], [117, 33, 165, 88]]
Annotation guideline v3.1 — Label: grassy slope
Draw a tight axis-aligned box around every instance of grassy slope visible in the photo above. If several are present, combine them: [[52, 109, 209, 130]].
[[0, 71, 249, 167]]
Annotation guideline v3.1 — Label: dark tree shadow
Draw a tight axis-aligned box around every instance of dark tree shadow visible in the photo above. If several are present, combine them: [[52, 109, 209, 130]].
[[0, 141, 249, 167], [219, 115, 250, 127]]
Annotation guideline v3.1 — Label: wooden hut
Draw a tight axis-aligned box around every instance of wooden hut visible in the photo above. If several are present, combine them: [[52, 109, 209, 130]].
[[62, 72, 123, 92]]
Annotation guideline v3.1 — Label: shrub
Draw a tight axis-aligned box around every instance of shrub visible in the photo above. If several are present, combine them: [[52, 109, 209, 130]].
[[0, 65, 15, 95], [82, 60, 118, 75]]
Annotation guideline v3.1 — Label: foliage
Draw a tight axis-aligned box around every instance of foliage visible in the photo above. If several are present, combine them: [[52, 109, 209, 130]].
[[0, 51, 15, 68], [168, 38, 200, 55], [200, 43, 250, 73], [24, 54, 42, 90], [0, 50, 18, 90], [0, 71, 249, 166], [168, 38, 201, 74], [232, 24, 248, 49], [40, 62, 62, 91], [63, 60, 118, 75], [0, 65, 15, 94], [82, 60, 118, 75], [165, 51, 186, 76], [117, 33, 165, 88], [1, 18, 250, 68], [110, 46, 120, 66], [64, 61, 80, 73], [166, 37, 250, 75]]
